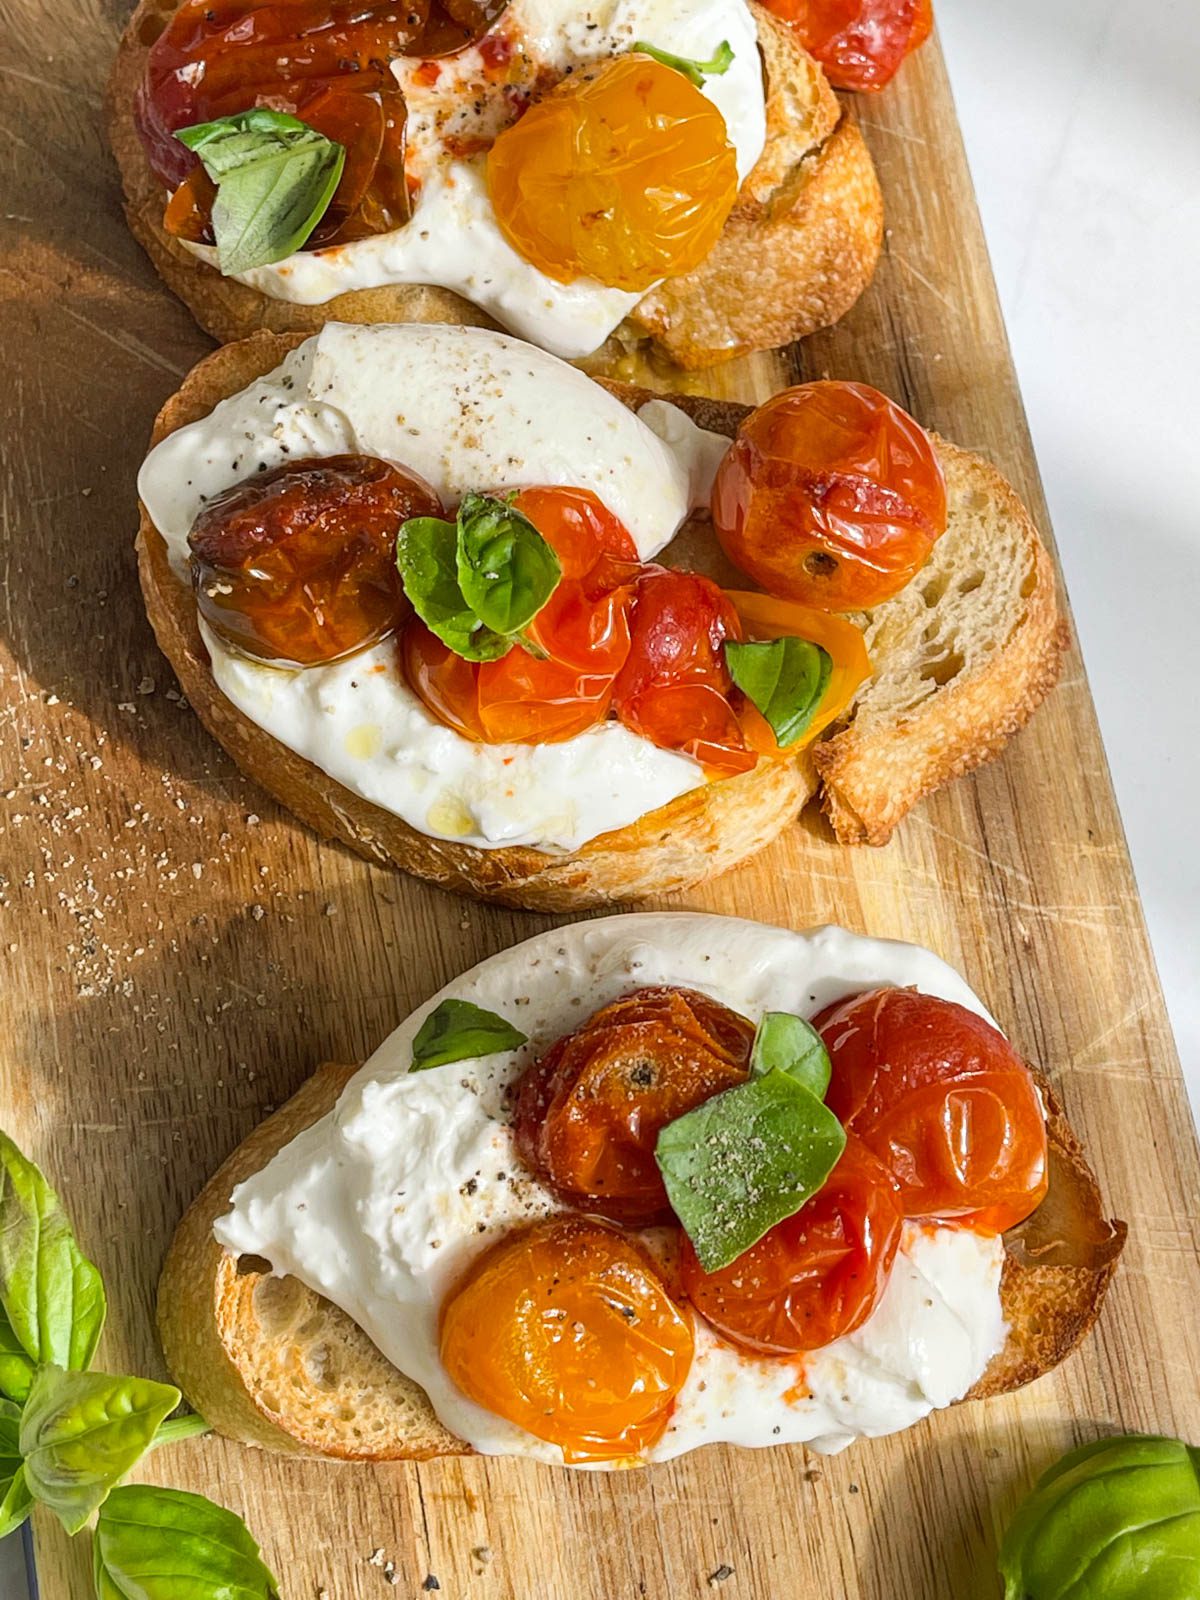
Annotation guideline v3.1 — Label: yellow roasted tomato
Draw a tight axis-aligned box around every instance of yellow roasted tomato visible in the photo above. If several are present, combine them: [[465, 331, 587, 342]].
[[487, 55, 739, 292]]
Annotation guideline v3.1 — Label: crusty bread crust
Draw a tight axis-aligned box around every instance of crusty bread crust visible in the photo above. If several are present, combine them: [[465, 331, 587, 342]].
[[157, 1055, 1123, 1458], [136, 331, 1064, 907], [106, 0, 882, 368]]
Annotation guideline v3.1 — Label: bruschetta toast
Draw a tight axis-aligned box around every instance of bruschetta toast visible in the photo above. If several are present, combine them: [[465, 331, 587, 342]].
[[136, 323, 1065, 910]]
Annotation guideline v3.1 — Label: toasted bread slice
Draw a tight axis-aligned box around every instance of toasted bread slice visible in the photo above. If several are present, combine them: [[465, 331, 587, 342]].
[[107, 2, 881, 369], [157, 1057, 1124, 1458], [136, 331, 1065, 909]]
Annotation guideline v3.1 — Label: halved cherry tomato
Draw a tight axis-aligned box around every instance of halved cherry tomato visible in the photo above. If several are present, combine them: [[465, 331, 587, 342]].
[[401, 623, 487, 741], [769, 0, 932, 93], [439, 1216, 694, 1462], [189, 454, 440, 666], [613, 568, 755, 775], [487, 55, 738, 291], [712, 382, 948, 611], [513, 986, 754, 1225], [817, 988, 1048, 1232], [681, 1136, 903, 1353]]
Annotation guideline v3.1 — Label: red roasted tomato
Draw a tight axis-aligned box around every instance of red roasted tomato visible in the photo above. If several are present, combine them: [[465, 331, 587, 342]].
[[136, 0, 507, 247], [439, 1216, 694, 1462], [613, 568, 755, 775], [817, 988, 1048, 1232], [680, 1136, 903, 1353], [189, 454, 441, 665], [400, 485, 638, 743], [768, 0, 933, 93], [711, 381, 948, 611], [513, 986, 755, 1225]]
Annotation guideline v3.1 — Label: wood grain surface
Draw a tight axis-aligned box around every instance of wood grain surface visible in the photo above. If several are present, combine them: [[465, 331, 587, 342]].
[[2, 9, 1198, 1598]]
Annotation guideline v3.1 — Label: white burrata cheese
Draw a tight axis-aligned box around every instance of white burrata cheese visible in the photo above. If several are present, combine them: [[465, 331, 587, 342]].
[[137, 324, 731, 852], [216, 914, 1010, 1467], [184, 0, 767, 357]]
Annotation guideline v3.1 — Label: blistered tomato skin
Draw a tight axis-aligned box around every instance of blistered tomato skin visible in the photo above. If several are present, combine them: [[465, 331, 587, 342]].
[[614, 569, 755, 774], [770, 0, 932, 93], [190, 455, 441, 667], [487, 55, 739, 292], [513, 986, 755, 1225], [137, 0, 506, 246], [400, 485, 638, 745], [438, 1216, 694, 1462], [681, 1136, 903, 1353], [711, 381, 948, 611], [817, 987, 1049, 1232]]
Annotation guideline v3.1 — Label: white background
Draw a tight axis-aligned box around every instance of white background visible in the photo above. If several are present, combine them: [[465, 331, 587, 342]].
[[5, 1, 1197, 1589]]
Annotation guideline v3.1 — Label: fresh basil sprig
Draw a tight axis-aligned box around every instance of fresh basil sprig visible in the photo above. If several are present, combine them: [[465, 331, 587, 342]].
[[999, 1433, 1200, 1598], [397, 516, 512, 662], [750, 1011, 831, 1098], [397, 494, 561, 662], [725, 637, 832, 748], [456, 493, 563, 637], [0, 1129, 106, 1382], [20, 1366, 181, 1534], [0, 1311, 34, 1405], [412, 998, 528, 1071], [176, 108, 345, 276], [656, 1066, 846, 1272], [630, 39, 735, 87], [0, 1399, 31, 1540], [94, 1485, 281, 1600]]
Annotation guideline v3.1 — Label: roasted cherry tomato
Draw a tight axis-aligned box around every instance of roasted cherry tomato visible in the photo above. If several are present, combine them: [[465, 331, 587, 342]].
[[439, 1216, 693, 1462], [712, 382, 948, 611], [511, 486, 638, 578], [817, 988, 1048, 1232], [137, 0, 505, 246], [770, 0, 933, 93], [487, 55, 739, 291], [613, 568, 755, 774], [681, 1136, 903, 1353], [727, 590, 872, 748], [189, 454, 441, 666], [513, 986, 754, 1225], [400, 485, 638, 744]]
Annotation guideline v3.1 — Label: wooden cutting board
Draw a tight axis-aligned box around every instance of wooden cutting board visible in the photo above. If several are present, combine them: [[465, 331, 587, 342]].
[[3, 9, 1198, 1597]]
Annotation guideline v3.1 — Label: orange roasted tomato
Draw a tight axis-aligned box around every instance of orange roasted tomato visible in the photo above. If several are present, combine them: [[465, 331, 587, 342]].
[[400, 485, 639, 743], [711, 381, 948, 611], [438, 1216, 694, 1461], [189, 454, 442, 666], [680, 1136, 903, 1353], [613, 568, 755, 775], [487, 54, 739, 291], [513, 987, 755, 1225], [136, 0, 506, 247], [767, 0, 933, 93], [817, 988, 1048, 1232]]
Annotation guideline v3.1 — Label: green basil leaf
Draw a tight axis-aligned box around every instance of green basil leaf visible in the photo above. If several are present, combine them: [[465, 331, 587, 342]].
[[455, 493, 561, 638], [20, 1365, 180, 1534], [0, 1128, 106, 1376], [0, 1398, 32, 1541], [0, 1307, 35, 1404], [177, 109, 345, 276], [750, 1012, 831, 1099], [998, 1433, 1200, 1600], [95, 1484, 281, 1599], [630, 39, 734, 87], [725, 638, 832, 748], [411, 999, 528, 1071], [656, 1068, 846, 1272], [397, 516, 512, 663]]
